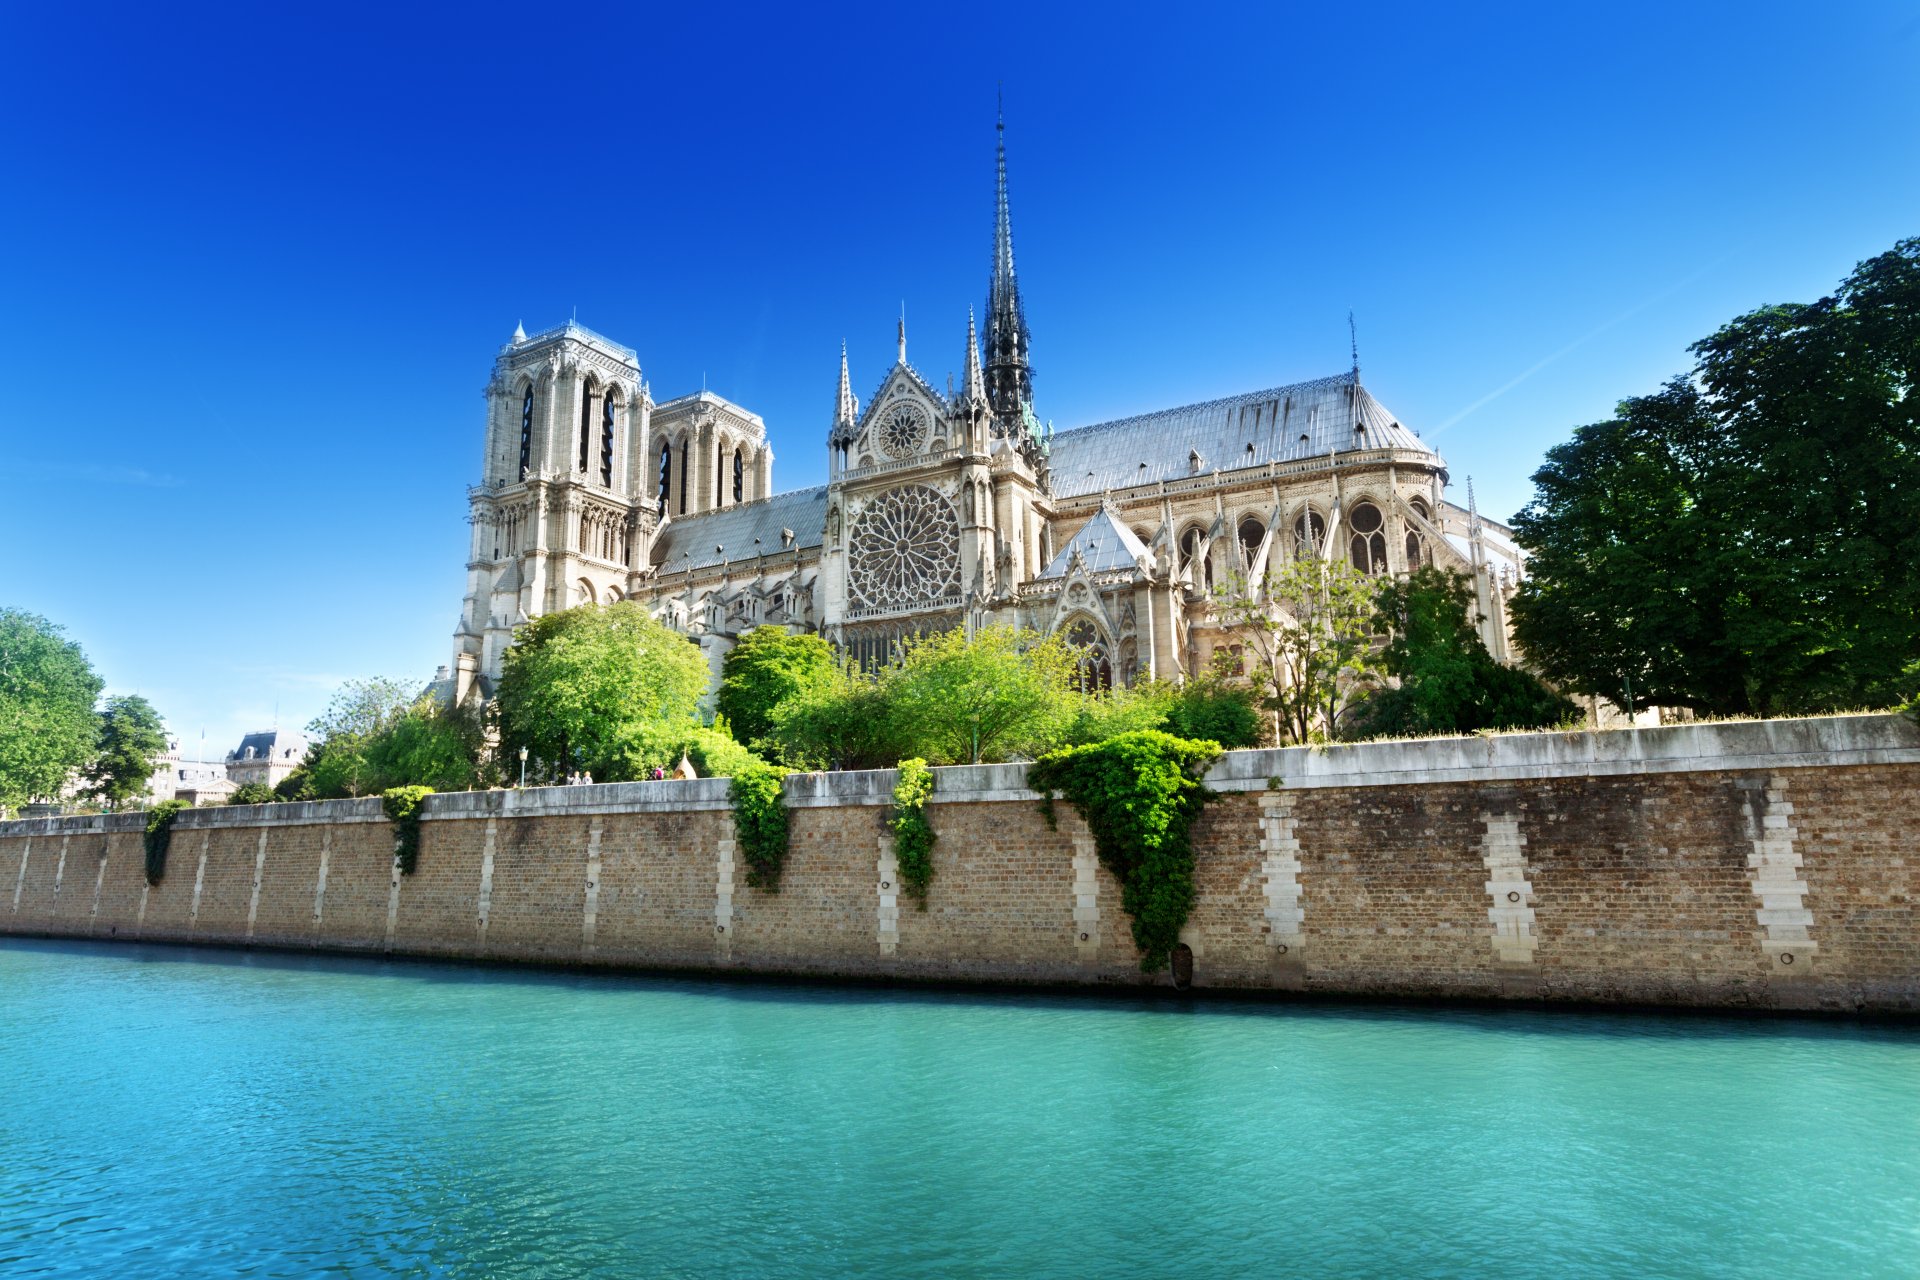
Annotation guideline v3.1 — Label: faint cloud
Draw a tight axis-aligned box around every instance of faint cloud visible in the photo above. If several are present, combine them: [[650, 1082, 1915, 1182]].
[[26, 461, 183, 488], [1428, 245, 1747, 440]]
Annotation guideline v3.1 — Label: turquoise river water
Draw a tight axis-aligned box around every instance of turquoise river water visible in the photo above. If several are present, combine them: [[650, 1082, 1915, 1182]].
[[1, 940, 1916, 1278]]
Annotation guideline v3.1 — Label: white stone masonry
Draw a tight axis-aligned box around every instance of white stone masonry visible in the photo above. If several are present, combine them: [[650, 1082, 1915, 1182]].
[[1480, 813, 1537, 964], [1258, 793, 1305, 958], [1748, 780, 1817, 975]]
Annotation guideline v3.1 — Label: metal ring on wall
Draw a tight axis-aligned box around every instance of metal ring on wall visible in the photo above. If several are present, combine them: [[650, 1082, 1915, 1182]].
[[1508, 891, 1521, 903]]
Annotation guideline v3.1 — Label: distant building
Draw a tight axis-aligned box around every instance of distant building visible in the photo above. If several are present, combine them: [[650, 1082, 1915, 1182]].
[[225, 729, 309, 789], [146, 739, 237, 806]]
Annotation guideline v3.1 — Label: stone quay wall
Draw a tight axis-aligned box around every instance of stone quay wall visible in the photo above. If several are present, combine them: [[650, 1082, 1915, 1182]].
[[4, 715, 1917, 1013]]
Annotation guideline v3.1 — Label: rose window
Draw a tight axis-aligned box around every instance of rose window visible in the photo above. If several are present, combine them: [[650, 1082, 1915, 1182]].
[[878, 403, 927, 459], [848, 484, 960, 610]]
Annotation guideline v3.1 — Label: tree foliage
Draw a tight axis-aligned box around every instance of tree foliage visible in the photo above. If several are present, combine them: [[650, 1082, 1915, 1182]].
[[382, 785, 433, 874], [1351, 567, 1576, 737], [715, 627, 836, 753], [1212, 557, 1383, 743], [767, 659, 911, 771], [293, 678, 487, 800], [1512, 237, 1920, 715], [0, 608, 104, 812], [83, 694, 169, 810], [886, 625, 1078, 765], [494, 602, 711, 782], [1028, 731, 1221, 972], [228, 782, 277, 806]]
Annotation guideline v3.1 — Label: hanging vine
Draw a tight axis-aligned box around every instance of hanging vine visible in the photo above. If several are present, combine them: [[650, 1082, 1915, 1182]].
[[381, 786, 433, 875], [143, 800, 189, 886], [1027, 730, 1221, 972], [729, 761, 790, 890], [890, 758, 936, 907]]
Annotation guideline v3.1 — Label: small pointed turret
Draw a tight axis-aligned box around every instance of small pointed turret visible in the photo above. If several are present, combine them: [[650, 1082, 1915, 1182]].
[[511, 320, 526, 344], [831, 342, 858, 443], [962, 308, 986, 406], [897, 308, 908, 366]]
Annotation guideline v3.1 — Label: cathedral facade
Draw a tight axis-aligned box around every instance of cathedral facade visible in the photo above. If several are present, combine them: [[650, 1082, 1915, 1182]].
[[450, 119, 1522, 705]]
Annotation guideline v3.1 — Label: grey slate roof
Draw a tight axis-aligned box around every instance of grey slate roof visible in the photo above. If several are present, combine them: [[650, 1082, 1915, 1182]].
[[651, 486, 829, 574], [1049, 373, 1436, 497], [1039, 507, 1151, 578], [227, 729, 309, 764]]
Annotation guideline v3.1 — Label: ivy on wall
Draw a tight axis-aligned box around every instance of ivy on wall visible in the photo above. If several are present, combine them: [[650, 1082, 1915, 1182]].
[[381, 786, 433, 875], [1027, 731, 1221, 972], [142, 800, 189, 885], [890, 758, 936, 907], [729, 762, 789, 890]]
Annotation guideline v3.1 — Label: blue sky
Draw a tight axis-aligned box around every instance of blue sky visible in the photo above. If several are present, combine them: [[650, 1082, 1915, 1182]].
[[3, 1, 1916, 759]]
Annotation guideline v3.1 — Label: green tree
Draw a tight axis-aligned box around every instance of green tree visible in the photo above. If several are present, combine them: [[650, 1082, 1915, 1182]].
[[364, 697, 486, 792], [228, 782, 277, 806], [1164, 656, 1266, 748], [300, 676, 417, 798], [1352, 567, 1575, 737], [887, 625, 1077, 764], [715, 627, 836, 752], [494, 602, 711, 782], [1512, 237, 1920, 715], [1212, 557, 1383, 743], [766, 659, 908, 771], [0, 608, 104, 812], [83, 694, 169, 809]]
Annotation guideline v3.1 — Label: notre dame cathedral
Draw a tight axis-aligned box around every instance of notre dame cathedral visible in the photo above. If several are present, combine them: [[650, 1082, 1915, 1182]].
[[449, 116, 1522, 704]]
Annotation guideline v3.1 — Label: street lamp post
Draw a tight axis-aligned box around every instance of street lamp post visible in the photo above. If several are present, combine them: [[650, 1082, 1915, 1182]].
[[519, 745, 529, 789]]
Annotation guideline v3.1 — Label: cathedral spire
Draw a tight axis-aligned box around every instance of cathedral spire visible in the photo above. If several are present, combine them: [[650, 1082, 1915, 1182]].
[[897, 306, 908, 366], [984, 98, 1033, 430]]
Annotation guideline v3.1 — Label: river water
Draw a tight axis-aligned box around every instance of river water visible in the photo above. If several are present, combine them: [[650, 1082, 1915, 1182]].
[[1, 940, 1914, 1278]]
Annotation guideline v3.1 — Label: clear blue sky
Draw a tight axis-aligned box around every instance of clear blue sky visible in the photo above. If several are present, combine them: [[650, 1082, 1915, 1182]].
[[3, 1, 1916, 759]]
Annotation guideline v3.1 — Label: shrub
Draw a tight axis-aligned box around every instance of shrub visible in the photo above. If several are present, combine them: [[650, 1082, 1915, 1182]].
[[381, 785, 434, 875], [728, 761, 789, 890], [767, 662, 907, 771], [890, 758, 936, 906], [228, 782, 276, 806], [143, 799, 189, 885], [1027, 731, 1221, 972]]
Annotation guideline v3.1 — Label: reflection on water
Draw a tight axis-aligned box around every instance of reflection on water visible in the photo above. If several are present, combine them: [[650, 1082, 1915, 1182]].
[[1, 939, 1916, 1279]]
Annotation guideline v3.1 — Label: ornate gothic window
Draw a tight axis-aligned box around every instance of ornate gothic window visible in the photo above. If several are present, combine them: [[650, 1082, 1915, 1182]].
[[878, 402, 927, 459], [601, 398, 615, 487], [658, 441, 672, 506], [678, 440, 688, 513], [1064, 618, 1113, 692], [733, 448, 744, 502], [1406, 497, 1430, 568], [1349, 502, 1388, 574], [1293, 509, 1327, 559], [1237, 516, 1265, 568], [1179, 526, 1211, 591], [847, 484, 960, 611], [518, 386, 534, 480]]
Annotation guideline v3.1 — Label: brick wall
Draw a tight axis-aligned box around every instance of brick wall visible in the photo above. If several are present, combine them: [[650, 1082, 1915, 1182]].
[[4, 715, 1916, 1013]]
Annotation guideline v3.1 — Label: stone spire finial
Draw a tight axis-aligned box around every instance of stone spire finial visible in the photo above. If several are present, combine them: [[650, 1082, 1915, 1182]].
[[962, 307, 986, 406], [511, 320, 526, 343], [897, 305, 908, 366], [835, 341, 856, 428]]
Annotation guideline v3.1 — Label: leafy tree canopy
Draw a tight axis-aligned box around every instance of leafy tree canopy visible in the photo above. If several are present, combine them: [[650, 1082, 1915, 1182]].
[[1352, 567, 1575, 737], [84, 694, 169, 809], [0, 608, 104, 811], [715, 627, 836, 752], [1512, 237, 1920, 715], [228, 782, 277, 806], [887, 625, 1078, 765], [495, 602, 711, 782]]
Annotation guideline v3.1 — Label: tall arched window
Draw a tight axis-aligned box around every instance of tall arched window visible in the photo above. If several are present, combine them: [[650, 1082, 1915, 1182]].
[[1179, 526, 1211, 590], [1348, 502, 1388, 574], [678, 440, 688, 513], [1237, 516, 1265, 568], [1064, 619, 1113, 692], [578, 385, 593, 472], [1406, 497, 1430, 568], [1293, 509, 1327, 559], [601, 398, 615, 487], [732, 448, 744, 503], [518, 386, 534, 480], [658, 440, 672, 506]]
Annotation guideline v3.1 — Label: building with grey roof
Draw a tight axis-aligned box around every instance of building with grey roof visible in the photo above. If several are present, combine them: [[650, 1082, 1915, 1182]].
[[450, 112, 1523, 705]]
